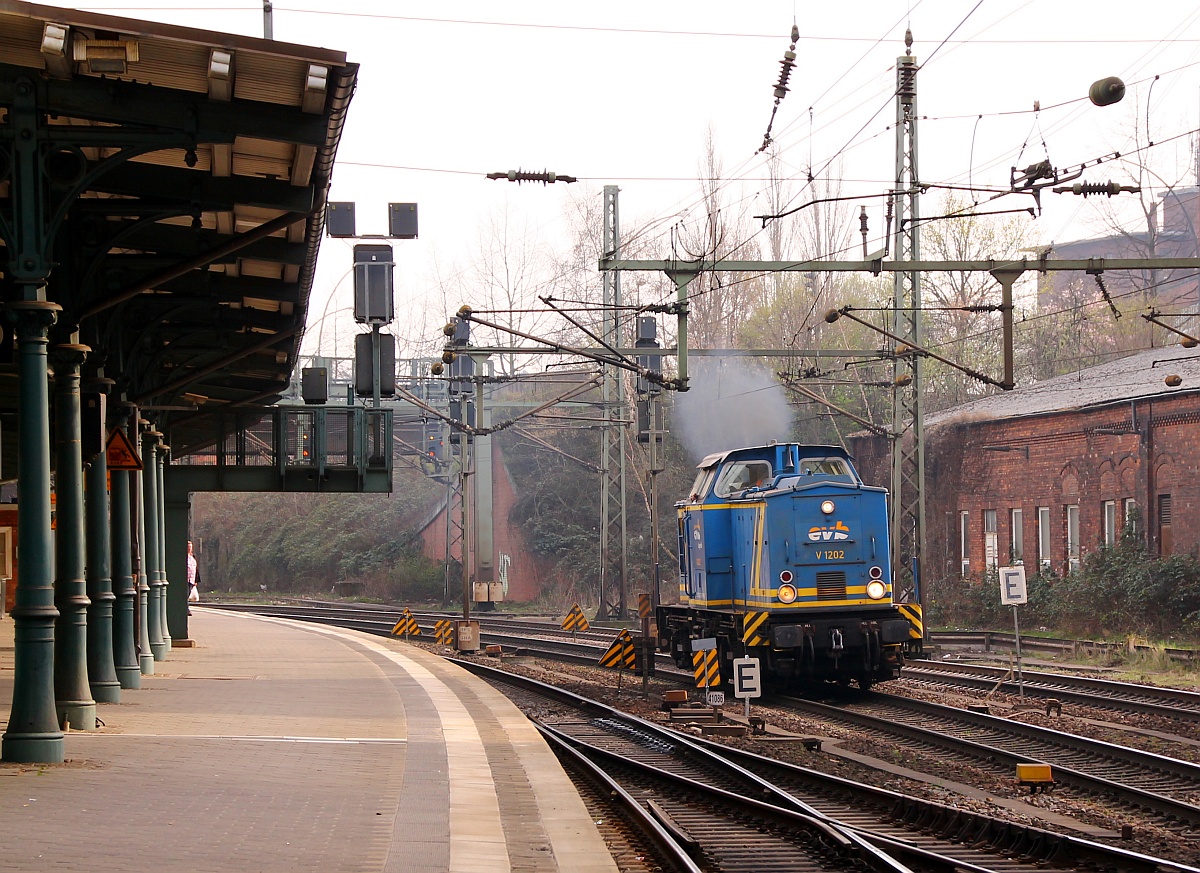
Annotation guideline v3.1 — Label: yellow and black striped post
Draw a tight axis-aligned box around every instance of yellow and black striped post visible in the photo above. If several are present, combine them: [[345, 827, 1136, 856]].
[[562, 603, 590, 634], [636, 592, 653, 699], [434, 619, 453, 646], [391, 608, 420, 639], [692, 648, 720, 688]]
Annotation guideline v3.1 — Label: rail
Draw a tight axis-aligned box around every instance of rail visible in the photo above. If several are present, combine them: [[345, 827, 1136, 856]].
[[929, 630, 1197, 662]]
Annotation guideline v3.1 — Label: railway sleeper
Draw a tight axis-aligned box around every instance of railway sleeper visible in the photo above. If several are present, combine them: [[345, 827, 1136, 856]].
[[967, 818, 1010, 849]]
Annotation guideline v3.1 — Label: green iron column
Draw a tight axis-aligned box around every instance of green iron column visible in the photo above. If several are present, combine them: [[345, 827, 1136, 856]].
[[51, 345, 96, 731], [134, 419, 153, 675], [2, 302, 65, 763], [83, 378, 120, 704], [164, 482, 192, 643], [155, 443, 171, 653], [110, 404, 140, 689], [141, 429, 167, 661]]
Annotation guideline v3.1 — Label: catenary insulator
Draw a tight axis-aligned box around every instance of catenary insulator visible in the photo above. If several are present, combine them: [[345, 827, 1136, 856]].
[[1089, 76, 1125, 107], [897, 57, 917, 106], [486, 169, 577, 185], [1056, 181, 1139, 197]]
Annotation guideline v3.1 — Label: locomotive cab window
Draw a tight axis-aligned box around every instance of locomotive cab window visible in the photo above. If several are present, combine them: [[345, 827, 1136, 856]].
[[687, 468, 716, 501], [714, 461, 772, 497], [798, 457, 853, 479]]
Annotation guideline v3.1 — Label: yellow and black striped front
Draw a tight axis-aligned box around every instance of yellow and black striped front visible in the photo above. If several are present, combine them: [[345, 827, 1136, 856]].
[[741, 611, 769, 647], [897, 603, 923, 639]]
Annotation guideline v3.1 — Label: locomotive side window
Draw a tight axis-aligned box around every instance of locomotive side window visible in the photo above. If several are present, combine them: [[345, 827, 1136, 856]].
[[688, 469, 716, 501], [798, 457, 852, 477], [714, 461, 771, 497]]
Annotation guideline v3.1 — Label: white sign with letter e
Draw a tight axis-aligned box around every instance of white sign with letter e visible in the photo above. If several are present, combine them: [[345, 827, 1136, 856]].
[[732, 657, 762, 699], [999, 565, 1028, 606]]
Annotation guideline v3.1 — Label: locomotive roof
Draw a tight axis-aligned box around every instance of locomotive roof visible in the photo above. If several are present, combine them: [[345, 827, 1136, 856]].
[[695, 443, 850, 469]]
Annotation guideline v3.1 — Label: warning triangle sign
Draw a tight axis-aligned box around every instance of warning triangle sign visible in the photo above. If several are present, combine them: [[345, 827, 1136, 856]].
[[106, 428, 143, 471]]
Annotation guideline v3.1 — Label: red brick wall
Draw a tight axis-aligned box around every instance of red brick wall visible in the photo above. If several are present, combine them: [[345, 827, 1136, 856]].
[[419, 442, 547, 602], [0, 506, 16, 614], [851, 390, 1200, 581]]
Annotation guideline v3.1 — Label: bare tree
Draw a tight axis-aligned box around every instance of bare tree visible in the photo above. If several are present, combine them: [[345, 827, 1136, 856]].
[[920, 194, 1033, 409], [677, 129, 765, 350]]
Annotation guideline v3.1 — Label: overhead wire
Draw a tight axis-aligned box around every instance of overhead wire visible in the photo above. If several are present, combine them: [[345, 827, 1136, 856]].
[[269, 5, 1200, 374]]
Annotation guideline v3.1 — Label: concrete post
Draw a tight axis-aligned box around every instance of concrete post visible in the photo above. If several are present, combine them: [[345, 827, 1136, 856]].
[[83, 378, 120, 704], [2, 302, 65, 763]]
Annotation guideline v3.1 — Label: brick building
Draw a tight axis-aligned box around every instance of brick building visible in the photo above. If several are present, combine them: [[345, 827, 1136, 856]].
[[850, 344, 1200, 583], [417, 440, 548, 602]]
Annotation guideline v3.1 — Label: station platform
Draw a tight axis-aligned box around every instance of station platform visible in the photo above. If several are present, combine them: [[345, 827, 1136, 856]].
[[0, 609, 619, 873]]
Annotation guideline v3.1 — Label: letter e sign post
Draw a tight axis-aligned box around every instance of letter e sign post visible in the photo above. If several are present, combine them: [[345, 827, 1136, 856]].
[[999, 566, 1027, 696], [732, 657, 762, 719]]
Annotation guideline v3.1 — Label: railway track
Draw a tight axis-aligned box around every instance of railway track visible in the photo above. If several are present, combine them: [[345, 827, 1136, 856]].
[[462, 659, 1198, 873], [209, 601, 1200, 868], [903, 658, 1200, 720], [208, 601, 690, 674], [929, 630, 1200, 664], [782, 691, 1200, 827]]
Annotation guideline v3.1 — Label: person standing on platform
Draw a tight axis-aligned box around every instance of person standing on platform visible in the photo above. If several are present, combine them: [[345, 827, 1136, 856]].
[[187, 540, 199, 614]]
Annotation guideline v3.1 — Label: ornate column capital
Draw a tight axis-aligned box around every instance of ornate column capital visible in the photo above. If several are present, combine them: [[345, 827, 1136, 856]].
[[49, 343, 90, 371], [4, 301, 62, 334]]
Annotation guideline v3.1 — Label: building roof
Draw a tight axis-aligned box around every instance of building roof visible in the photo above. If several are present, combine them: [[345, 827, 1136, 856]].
[[928, 344, 1200, 427], [0, 0, 357, 469]]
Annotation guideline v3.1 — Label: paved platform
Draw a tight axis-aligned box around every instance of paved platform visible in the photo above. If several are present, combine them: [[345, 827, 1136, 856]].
[[0, 609, 619, 873]]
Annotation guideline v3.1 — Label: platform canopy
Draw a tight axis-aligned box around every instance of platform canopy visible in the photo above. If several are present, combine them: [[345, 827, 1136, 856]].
[[0, 0, 358, 473]]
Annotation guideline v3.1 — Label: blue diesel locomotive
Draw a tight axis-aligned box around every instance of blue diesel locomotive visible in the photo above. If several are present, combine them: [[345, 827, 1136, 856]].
[[657, 443, 917, 690]]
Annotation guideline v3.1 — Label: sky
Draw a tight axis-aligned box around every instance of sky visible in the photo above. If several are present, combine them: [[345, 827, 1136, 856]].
[[41, 1, 1200, 362]]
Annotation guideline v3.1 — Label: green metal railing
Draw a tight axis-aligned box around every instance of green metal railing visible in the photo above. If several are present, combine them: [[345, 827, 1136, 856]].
[[166, 406, 392, 495]]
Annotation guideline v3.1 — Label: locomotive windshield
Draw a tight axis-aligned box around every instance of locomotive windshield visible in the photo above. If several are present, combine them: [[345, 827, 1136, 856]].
[[714, 461, 772, 497]]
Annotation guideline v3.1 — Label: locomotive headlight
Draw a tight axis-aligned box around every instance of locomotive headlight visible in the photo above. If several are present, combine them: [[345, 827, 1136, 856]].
[[820, 500, 836, 515], [777, 583, 798, 604], [866, 579, 888, 600]]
